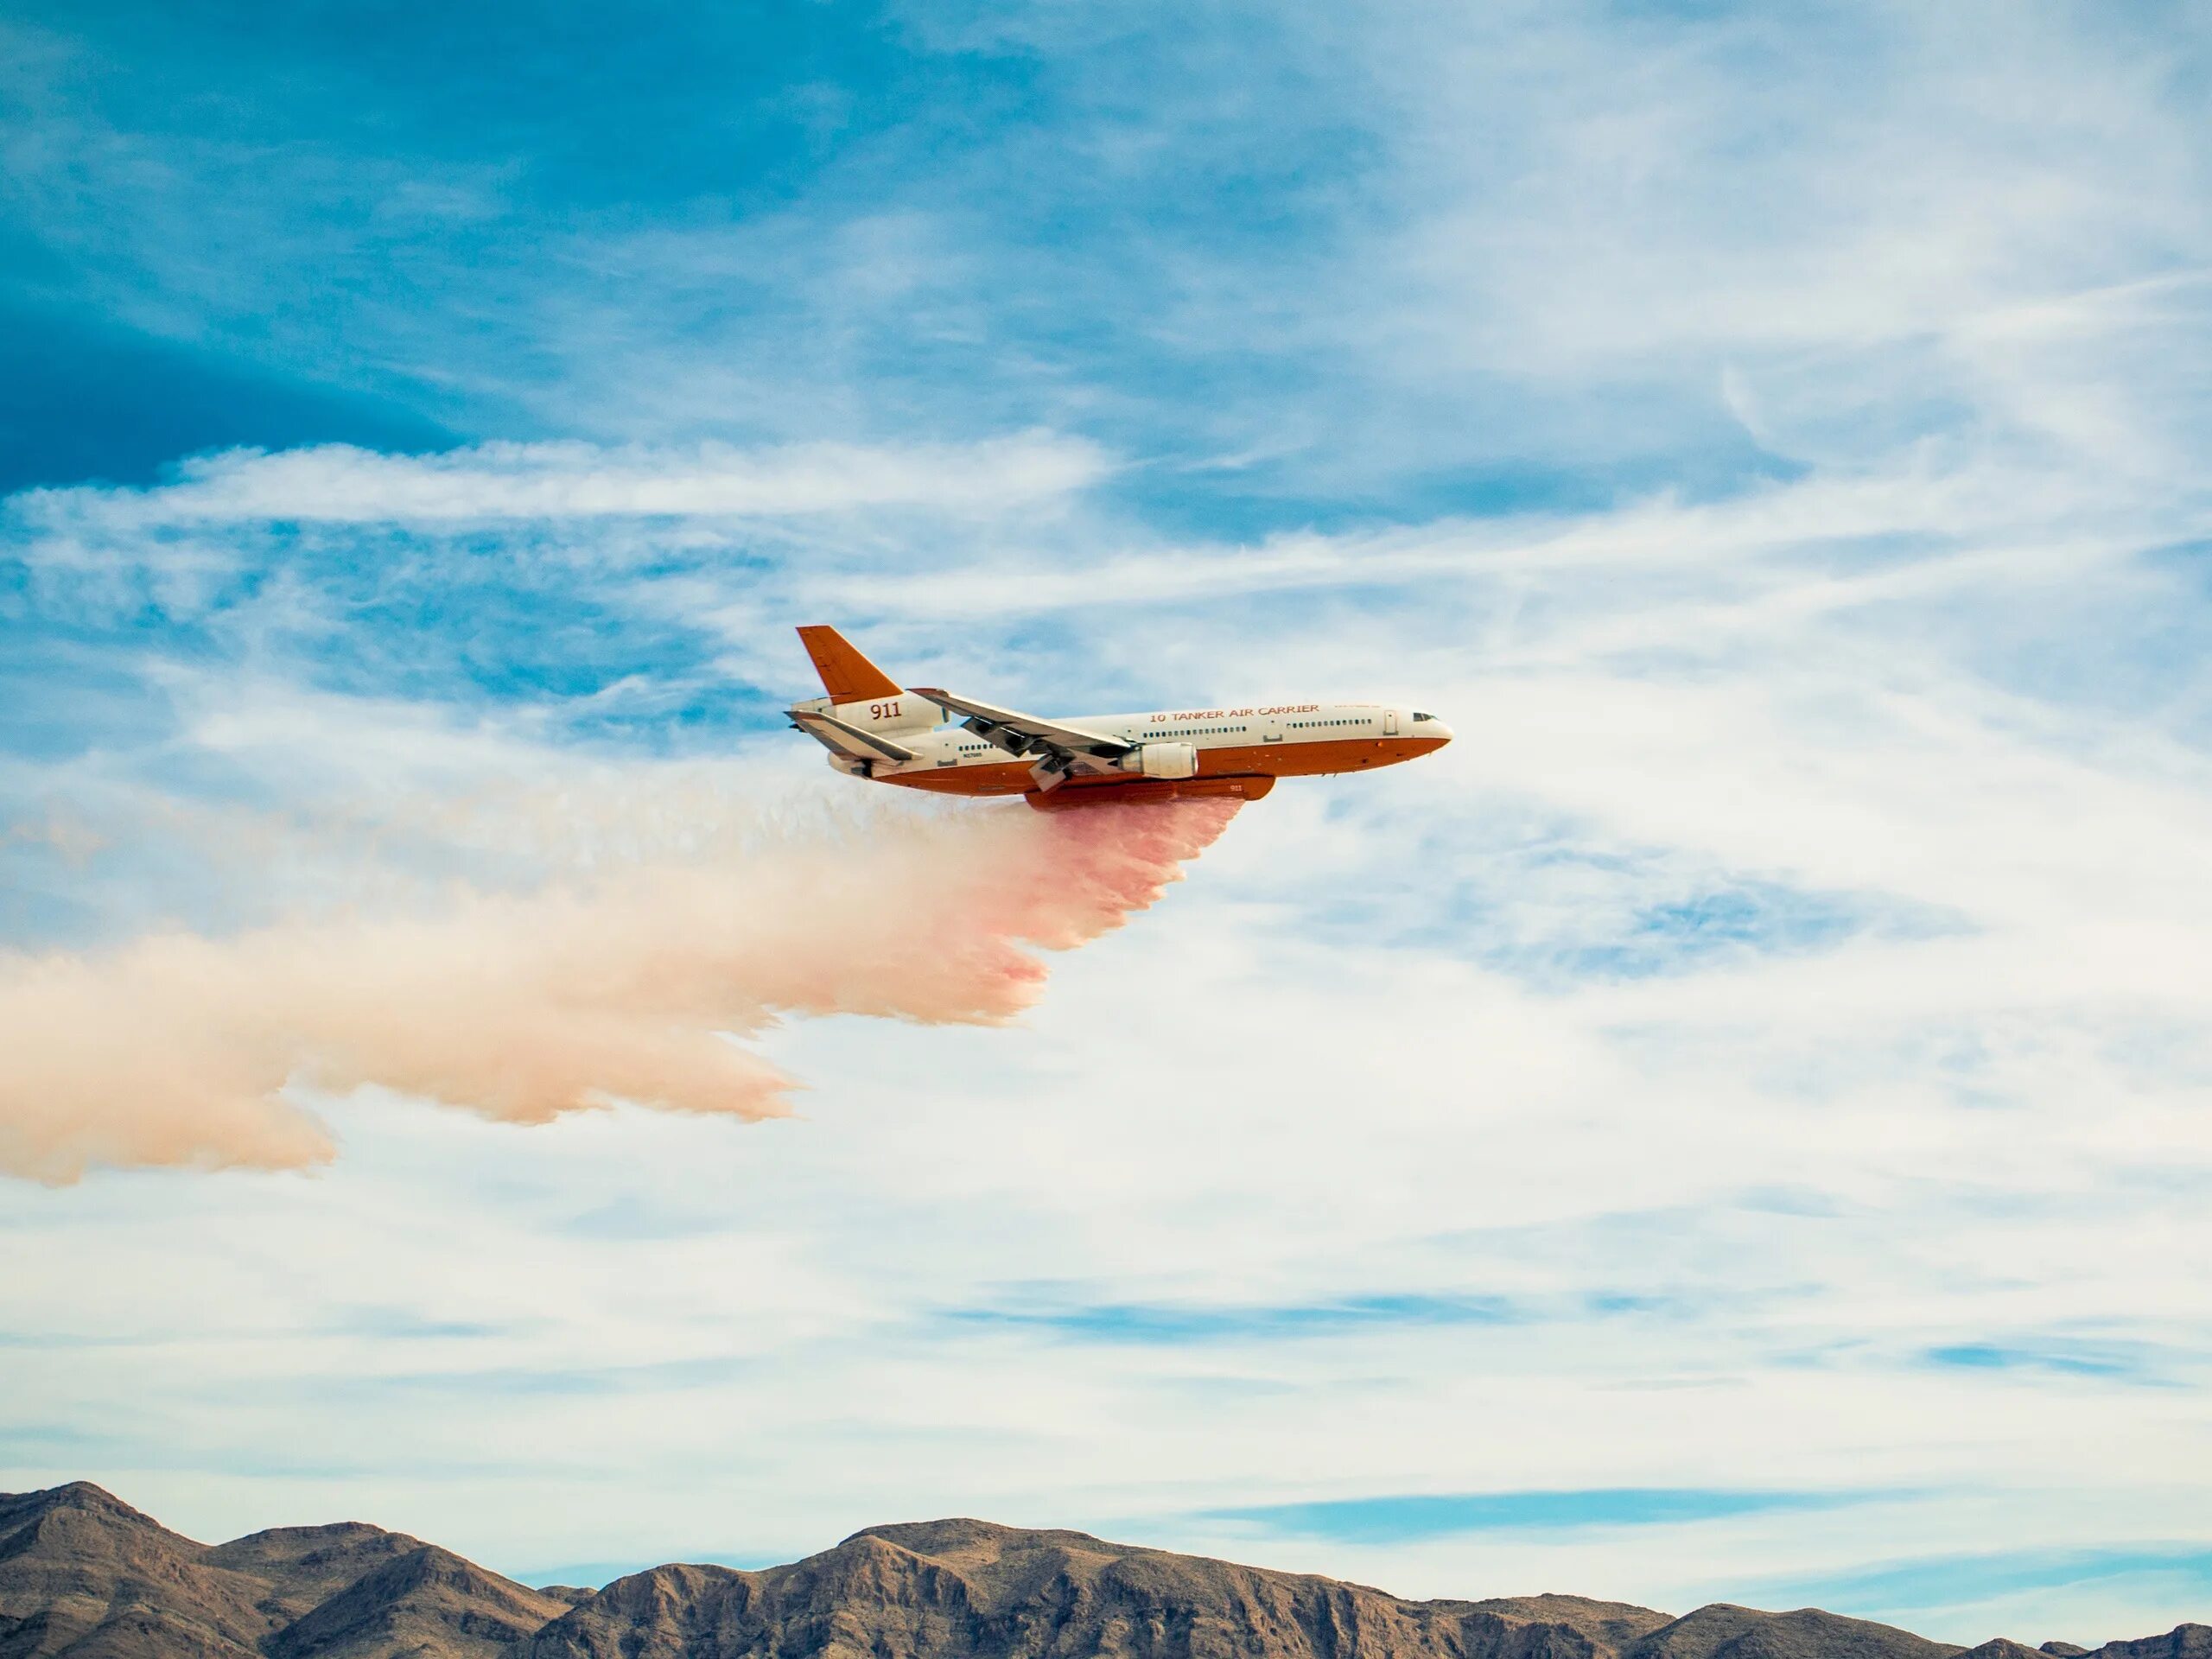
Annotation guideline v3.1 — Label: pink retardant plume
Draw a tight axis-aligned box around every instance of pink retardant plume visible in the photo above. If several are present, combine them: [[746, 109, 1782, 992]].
[[0, 798, 1238, 1184]]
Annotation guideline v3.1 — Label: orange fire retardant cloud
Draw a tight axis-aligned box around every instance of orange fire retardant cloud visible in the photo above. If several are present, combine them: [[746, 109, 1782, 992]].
[[0, 800, 1238, 1183]]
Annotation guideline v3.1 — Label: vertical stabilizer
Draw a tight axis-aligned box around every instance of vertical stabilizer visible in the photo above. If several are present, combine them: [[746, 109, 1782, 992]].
[[796, 626, 904, 704]]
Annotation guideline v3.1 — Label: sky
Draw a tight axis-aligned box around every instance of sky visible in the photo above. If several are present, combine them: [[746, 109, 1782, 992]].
[[5, 0, 2212, 1645]]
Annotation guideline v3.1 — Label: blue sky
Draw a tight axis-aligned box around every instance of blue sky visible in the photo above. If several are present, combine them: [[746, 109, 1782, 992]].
[[6, 0, 2212, 1646]]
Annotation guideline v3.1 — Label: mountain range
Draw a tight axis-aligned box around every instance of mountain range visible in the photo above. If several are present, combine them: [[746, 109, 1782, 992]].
[[3, 1481, 2205, 1659]]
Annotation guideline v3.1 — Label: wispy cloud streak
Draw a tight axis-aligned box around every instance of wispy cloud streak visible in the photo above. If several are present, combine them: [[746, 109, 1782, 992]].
[[1208, 1487, 1866, 1543], [10, 434, 1109, 529]]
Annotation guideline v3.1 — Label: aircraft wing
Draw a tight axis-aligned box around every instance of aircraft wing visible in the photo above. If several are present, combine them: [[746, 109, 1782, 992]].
[[909, 689, 1134, 760], [789, 708, 917, 764], [908, 687, 1134, 791]]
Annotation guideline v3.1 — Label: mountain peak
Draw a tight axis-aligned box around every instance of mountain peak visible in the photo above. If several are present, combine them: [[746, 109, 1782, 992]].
[[846, 1516, 1119, 1557], [1641, 1603, 1966, 1659], [0, 1479, 153, 1525]]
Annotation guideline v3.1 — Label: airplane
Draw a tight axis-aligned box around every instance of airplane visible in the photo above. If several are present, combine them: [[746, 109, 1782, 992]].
[[786, 625, 1452, 810]]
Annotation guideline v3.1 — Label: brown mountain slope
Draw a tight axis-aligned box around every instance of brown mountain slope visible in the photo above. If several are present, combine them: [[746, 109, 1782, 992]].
[[2091, 1630, 2212, 1659], [3, 1484, 2209, 1659], [265, 1545, 568, 1658], [848, 1516, 1660, 1659], [0, 1482, 270, 1657], [523, 1520, 1650, 1659], [1625, 1605, 1961, 1659], [205, 1523, 433, 1625], [0, 1484, 560, 1659], [1470, 1597, 1676, 1654], [519, 1519, 1860, 1659]]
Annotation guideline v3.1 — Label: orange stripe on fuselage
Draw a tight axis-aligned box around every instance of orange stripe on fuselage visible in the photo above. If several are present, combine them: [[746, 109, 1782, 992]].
[[880, 735, 1450, 797]]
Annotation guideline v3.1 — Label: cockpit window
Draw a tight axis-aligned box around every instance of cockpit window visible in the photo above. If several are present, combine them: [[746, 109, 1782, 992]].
[[1412, 711, 1434, 721]]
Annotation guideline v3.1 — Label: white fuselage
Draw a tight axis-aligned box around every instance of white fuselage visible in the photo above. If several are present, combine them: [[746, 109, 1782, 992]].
[[795, 694, 1455, 799]]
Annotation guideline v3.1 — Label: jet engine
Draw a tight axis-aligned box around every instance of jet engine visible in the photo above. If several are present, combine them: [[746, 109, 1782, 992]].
[[1121, 741, 1198, 780]]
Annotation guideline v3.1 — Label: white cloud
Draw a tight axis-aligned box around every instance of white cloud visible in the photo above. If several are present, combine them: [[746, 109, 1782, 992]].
[[7, 432, 1109, 530]]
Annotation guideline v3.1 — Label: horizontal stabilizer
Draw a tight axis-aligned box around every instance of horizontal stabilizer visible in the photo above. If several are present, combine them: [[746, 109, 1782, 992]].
[[789, 709, 916, 763]]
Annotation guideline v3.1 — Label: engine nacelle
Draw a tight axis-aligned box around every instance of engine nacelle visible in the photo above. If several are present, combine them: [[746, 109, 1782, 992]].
[[1121, 741, 1198, 780]]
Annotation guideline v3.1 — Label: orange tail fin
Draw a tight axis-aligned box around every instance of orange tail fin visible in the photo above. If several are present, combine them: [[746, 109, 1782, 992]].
[[796, 626, 903, 703]]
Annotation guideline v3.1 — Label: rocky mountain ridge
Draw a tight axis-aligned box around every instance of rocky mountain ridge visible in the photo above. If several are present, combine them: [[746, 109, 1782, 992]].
[[1, 1482, 2201, 1659]]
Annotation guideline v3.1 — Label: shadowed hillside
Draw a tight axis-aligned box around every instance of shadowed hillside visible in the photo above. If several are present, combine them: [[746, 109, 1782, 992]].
[[0, 1483, 2202, 1659], [0, 1484, 559, 1658]]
